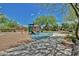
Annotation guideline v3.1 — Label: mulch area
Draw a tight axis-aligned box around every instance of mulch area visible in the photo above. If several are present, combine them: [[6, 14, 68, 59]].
[[0, 32, 32, 51]]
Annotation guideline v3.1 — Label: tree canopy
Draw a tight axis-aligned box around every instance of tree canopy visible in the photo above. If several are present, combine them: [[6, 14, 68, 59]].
[[0, 13, 19, 29], [34, 16, 57, 26]]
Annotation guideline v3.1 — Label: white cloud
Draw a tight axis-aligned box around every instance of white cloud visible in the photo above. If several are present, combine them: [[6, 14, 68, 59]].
[[31, 13, 35, 16]]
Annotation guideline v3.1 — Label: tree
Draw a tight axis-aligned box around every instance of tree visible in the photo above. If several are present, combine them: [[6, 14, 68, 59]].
[[69, 3, 79, 40], [0, 13, 19, 31], [34, 16, 58, 31], [61, 23, 69, 30]]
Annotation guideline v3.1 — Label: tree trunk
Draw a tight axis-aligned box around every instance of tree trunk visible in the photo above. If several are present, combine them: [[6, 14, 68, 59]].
[[70, 3, 79, 40], [75, 21, 79, 40], [70, 3, 79, 56]]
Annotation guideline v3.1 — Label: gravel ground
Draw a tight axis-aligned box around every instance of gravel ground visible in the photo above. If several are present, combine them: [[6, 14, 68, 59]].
[[0, 36, 75, 56]]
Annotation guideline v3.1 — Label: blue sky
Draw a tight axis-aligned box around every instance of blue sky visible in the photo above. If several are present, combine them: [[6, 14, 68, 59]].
[[0, 3, 67, 25]]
